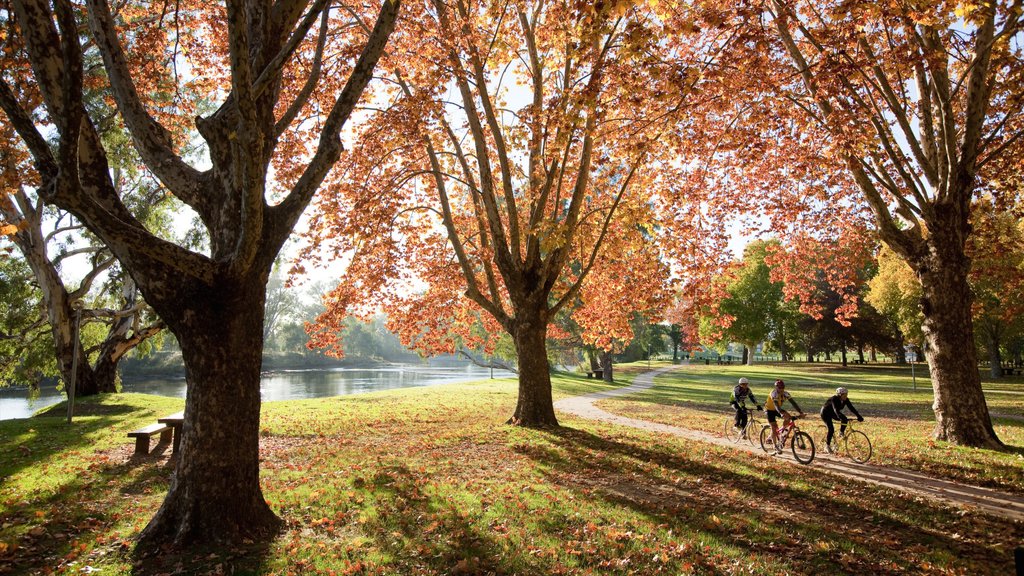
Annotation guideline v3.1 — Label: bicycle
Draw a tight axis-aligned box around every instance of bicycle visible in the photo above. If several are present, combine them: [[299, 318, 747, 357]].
[[815, 419, 872, 463], [722, 406, 762, 446], [759, 413, 815, 464]]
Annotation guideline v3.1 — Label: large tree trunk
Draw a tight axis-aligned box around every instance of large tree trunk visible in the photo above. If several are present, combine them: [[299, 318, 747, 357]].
[[916, 226, 1001, 448], [601, 350, 614, 382], [509, 317, 558, 428], [139, 275, 280, 546]]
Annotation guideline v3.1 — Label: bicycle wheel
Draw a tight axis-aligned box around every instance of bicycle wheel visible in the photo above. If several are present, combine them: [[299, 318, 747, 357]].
[[843, 430, 872, 463], [723, 417, 742, 442], [742, 418, 761, 446], [759, 425, 774, 453], [790, 431, 815, 464]]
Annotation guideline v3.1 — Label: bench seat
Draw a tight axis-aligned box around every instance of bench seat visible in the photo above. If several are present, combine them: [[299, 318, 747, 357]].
[[127, 423, 173, 455]]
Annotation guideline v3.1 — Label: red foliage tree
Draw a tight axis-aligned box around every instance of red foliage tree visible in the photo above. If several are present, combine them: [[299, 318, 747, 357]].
[[677, 0, 1024, 447], [305, 0, 699, 426], [1, 0, 399, 546]]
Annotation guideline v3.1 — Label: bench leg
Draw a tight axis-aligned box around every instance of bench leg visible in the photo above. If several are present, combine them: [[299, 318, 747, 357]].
[[134, 436, 150, 456], [171, 425, 182, 454]]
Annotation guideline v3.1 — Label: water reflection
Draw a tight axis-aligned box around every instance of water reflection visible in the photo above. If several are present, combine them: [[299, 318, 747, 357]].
[[0, 364, 514, 421]]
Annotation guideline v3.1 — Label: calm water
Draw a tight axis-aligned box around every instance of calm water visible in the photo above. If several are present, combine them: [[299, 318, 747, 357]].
[[0, 364, 514, 421]]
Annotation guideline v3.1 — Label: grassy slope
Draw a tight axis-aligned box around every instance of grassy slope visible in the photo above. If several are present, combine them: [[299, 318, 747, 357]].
[[597, 362, 1024, 494], [0, 367, 1019, 575]]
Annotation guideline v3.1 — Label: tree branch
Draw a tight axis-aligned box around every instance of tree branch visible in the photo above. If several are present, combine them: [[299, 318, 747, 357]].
[[84, 0, 206, 208], [269, 0, 401, 252]]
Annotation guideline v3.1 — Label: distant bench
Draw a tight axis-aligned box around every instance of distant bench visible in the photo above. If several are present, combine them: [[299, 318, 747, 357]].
[[586, 370, 604, 379], [128, 411, 184, 456]]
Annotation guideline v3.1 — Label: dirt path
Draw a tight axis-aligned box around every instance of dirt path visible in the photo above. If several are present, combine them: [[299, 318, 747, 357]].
[[555, 366, 1024, 522]]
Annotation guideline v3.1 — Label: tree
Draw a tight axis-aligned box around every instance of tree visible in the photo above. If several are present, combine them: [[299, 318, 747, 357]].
[[0, 253, 54, 386], [865, 245, 924, 363], [690, 1, 1023, 447], [2, 180, 167, 396], [264, 264, 301, 345], [306, 1, 686, 426], [0, 0, 399, 547], [701, 240, 798, 365], [968, 199, 1024, 377]]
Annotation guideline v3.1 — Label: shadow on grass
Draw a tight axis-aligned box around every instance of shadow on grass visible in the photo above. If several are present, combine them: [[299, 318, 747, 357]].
[[637, 368, 945, 422], [0, 400, 139, 481], [520, 426, 1021, 574], [0, 444, 177, 575], [130, 537, 278, 576], [349, 463, 531, 574]]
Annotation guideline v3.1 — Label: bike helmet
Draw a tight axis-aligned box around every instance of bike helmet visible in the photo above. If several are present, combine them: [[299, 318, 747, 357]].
[[836, 387, 848, 396], [774, 379, 785, 387], [738, 377, 749, 385]]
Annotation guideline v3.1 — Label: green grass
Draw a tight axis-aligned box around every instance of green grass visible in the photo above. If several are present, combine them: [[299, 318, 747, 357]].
[[0, 366, 1021, 575], [596, 362, 1024, 493]]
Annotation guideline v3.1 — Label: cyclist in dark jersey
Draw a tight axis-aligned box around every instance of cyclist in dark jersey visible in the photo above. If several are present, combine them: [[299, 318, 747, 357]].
[[730, 378, 763, 432], [820, 387, 864, 451]]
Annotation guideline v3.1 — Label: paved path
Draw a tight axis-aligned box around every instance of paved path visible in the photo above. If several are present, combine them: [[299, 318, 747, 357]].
[[555, 366, 1024, 522]]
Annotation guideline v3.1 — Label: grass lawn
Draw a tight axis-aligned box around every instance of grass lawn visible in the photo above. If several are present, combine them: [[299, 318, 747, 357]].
[[596, 361, 1024, 494], [0, 365, 1021, 575]]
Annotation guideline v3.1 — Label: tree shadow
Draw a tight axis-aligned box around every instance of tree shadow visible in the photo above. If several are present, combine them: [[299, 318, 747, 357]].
[[0, 442, 179, 575], [519, 426, 1022, 574], [0, 396, 178, 481]]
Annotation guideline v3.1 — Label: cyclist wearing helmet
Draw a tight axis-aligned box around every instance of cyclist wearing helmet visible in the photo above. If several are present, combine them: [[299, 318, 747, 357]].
[[764, 379, 804, 451], [730, 378, 763, 433], [821, 387, 863, 452]]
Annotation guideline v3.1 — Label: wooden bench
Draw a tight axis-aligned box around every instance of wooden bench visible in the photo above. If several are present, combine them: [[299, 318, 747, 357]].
[[127, 423, 173, 455], [157, 411, 185, 454], [586, 370, 604, 379]]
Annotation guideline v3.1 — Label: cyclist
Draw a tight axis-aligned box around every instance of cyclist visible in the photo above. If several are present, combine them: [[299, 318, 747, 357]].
[[765, 379, 804, 453], [730, 378, 763, 436], [820, 387, 864, 453]]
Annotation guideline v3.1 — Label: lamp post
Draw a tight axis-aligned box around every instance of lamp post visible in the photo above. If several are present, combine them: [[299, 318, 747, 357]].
[[66, 300, 84, 424]]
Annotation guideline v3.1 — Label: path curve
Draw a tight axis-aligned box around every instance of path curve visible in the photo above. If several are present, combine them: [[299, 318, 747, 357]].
[[555, 366, 1024, 522]]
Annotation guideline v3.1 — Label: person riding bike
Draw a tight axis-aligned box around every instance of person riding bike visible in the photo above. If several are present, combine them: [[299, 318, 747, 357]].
[[730, 378, 763, 434], [765, 379, 804, 453], [820, 387, 863, 452]]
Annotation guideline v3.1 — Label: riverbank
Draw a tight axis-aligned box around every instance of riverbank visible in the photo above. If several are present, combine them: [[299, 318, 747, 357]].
[[1, 364, 1021, 575], [0, 363, 511, 421], [119, 350, 416, 379]]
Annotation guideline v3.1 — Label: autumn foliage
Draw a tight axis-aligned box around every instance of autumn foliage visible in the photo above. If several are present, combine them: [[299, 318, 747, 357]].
[[303, 0, 710, 425]]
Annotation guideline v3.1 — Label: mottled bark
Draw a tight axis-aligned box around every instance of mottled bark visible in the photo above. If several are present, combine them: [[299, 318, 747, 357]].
[[917, 225, 1001, 448], [509, 318, 558, 427], [601, 351, 614, 383], [2, 0, 399, 549], [139, 274, 278, 546]]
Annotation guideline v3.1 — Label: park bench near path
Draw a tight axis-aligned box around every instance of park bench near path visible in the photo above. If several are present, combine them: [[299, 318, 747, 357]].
[[127, 411, 183, 456], [554, 365, 1024, 523]]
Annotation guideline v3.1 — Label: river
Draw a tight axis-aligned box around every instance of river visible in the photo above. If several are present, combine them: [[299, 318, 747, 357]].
[[0, 364, 515, 421]]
